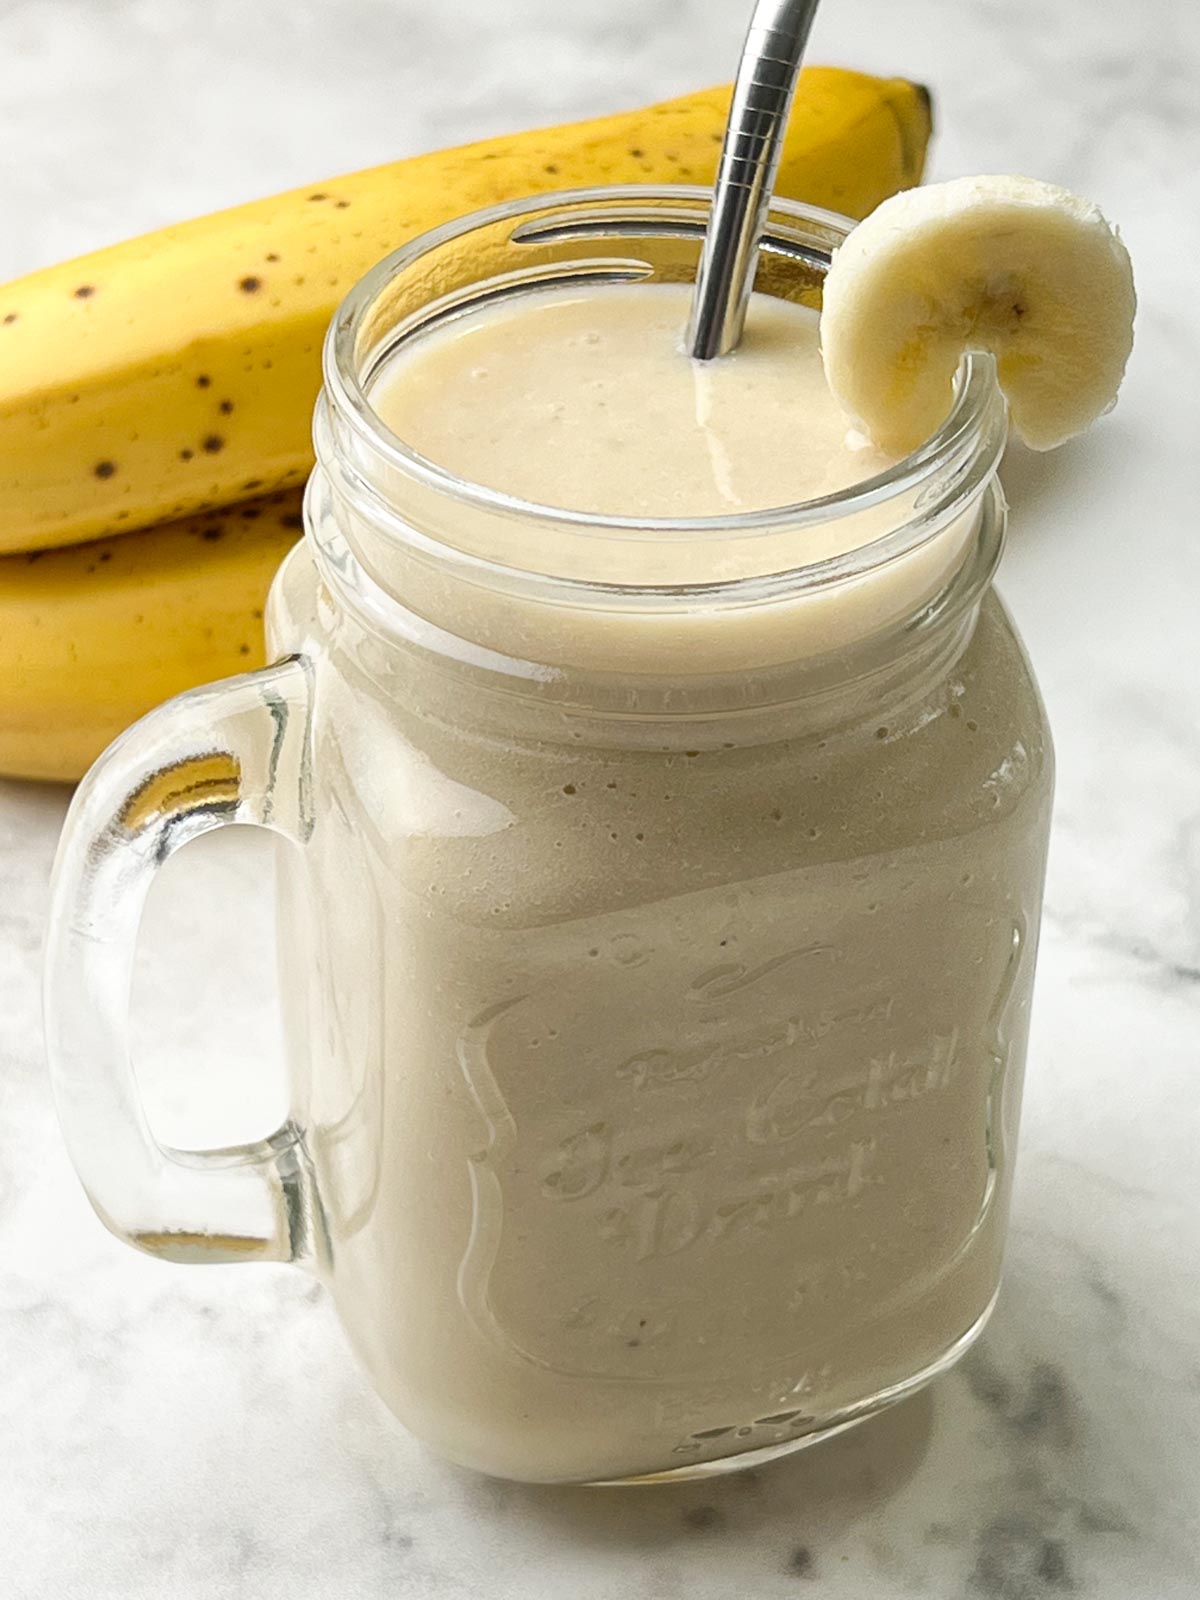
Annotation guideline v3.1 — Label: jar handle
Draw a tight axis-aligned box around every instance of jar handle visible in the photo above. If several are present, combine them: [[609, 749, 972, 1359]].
[[44, 656, 318, 1266]]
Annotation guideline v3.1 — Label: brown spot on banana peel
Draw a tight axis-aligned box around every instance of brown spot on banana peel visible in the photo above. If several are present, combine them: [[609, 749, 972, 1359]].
[[885, 81, 934, 186]]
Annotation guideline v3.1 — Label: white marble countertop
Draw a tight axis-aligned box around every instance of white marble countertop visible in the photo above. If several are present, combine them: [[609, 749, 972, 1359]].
[[2, 1, 1198, 1595]]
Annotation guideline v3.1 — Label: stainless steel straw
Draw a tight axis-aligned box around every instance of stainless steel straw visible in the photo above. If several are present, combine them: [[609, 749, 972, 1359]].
[[687, 0, 822, 360]]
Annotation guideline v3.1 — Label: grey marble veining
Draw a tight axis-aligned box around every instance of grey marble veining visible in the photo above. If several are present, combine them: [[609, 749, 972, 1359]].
[[1, 1, 1198, 1596]]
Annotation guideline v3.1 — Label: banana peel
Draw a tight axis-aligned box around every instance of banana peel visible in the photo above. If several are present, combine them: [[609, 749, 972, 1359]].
[[0, 70, 932, 555]]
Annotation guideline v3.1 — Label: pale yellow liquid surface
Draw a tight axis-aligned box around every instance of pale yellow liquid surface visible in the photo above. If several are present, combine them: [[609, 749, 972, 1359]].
[[271, 283, 1053, 1483], [372, 283, 894, 516]]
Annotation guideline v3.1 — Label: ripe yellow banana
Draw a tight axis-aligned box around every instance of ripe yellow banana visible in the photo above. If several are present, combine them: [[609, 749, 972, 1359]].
[[0, 492, 302, 781], [0, 69, 931, 555]]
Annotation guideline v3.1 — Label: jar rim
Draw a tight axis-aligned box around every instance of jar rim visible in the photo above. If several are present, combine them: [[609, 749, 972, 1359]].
[[319, 185, 1007, 604]]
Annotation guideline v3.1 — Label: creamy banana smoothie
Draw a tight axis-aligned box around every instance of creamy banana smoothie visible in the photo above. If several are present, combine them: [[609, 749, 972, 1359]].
[[371, 285, 894, 516], [267, 261, 1053, 1483], [42, 122, 1134, 1484]]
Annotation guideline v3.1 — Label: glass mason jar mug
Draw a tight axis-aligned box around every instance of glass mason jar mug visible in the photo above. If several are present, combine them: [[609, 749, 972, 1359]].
[[46, 189, 1053, 1486]]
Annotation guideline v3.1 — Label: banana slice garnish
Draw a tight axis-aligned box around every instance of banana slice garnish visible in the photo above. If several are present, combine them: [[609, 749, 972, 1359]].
[[820, 174, 1136, 454]]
